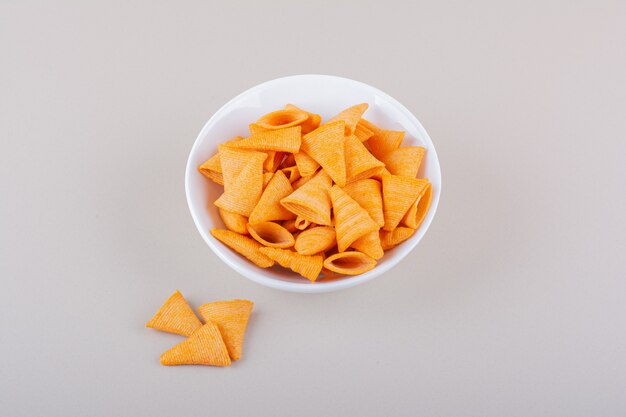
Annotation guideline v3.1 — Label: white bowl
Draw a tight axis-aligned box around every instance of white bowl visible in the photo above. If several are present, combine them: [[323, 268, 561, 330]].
[[185, 75, 441, 293]]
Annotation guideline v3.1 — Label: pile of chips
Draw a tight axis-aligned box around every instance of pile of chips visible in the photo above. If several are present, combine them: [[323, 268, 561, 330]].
[[199, 103, 432, 281], [146, 290, 253, 366]]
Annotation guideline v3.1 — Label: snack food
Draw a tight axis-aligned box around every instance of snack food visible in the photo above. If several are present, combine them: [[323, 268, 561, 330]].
[[198, 104, 432, 281], [147, 291, 254, 366], [160, 321, 231, 366], [198, 299, 254, 361], [145, 290, 202, 336]]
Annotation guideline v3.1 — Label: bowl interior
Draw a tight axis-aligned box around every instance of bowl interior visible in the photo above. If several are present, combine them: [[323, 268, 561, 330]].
[[185, 75, 441, 292]]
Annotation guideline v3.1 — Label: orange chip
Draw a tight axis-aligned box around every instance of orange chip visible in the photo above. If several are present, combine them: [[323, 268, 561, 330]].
[[256, 108, 309, 130], [210, 229, 275, 268], [294, 152, 320, 177], [294, 226, 336, 255], [342, 179, 384, 228], [358, 118, 382, 136], [160, 321, 231, 366], [199, 152, 222, 173], [146, 290, 203, 337], [197, 299, 253, 361], [285, 104, 321, 134], [280, 170, 332, 226], [354, 120, 375, 142], [248, 123, 268, 135], [330, 185, 379, 252], [247, 222, 295, 248], [281, 166, 301, 183], [402, 182, 432, 229], [323, 251, 377, 275], [292, 173, 315, 190], [198, 153, 224, 185], [263, 172, 274, 188], [344, 134, 385, 183], [380, 227, 415, 250], [372, 167, 391, 181], [300, 120, 347, 187], [264, 151, 284, 172], [228, 126, 301, 153], [327, 103, 368, 135], [216, 145, 264, 192], [351, 231, 384, 260], [294, 216, 311, 230], [197, 136, 244, 180], [214, 146, 266, 216], [249, 170, 296, 224], [218, 208, 248, 235], [259, 247, 323, 282], [382, 175, 429, 231], [200, 170, 223, 185], [381, 146, 425, 178], [368, 130, 404, 160]]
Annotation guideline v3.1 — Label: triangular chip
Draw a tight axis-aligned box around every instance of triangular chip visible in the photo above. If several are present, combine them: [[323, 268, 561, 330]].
[[264, 151, 284, 172], [300, 121, 347, 186], [344, 134, 385, 183], [372, 167, 391, 181], [327, 103, 368, 135], [199, 170, 223, 185], [380, 227, 415, 250], [214, 146, 266, 216], [146, 290, 202, 337], [323, 251, 377, 275], [249, 123, 268, 135], [342, 179, 384, 227], [402, 181, 432, 229], [247, 222, 295, 248], [198, 136, 244, 181], [367, 130, 404, 160], [354, 120, 374, 142], [160, 321, 231, 366], [256, 108, 309, 130], [330, 185, 379, 252], [199, 152, 222, 173], [281, 166, 300, 183], [197, 299, 254, 361], [228, 126, 301, 153], [210, 229, 275, 268], [285, 104, 321, 134], [292, 173, 314, 190], [259, 247, 323, 282], [263, 172, 274, 188], [280, 170, 332, 225], [294, 216, 311, 230], [294, 226, 336, 255], [249, 170, 296, 224], [218, 208, 248, 235], [381, 146, 426, 178], [358, 118, 382, 136], [198, 153, 224, 185], [382, 175, 429, 231], [217, 145, 264, 189], [294, 152, 319, 177], [351, 231, 384, 260]]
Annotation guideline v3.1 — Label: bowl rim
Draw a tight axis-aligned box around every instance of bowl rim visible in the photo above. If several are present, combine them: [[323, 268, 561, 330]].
[[185, 74, 442, 293]]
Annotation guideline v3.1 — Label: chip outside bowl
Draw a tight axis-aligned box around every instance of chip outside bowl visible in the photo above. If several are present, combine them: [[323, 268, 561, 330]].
[[185, 74, 441, 293]]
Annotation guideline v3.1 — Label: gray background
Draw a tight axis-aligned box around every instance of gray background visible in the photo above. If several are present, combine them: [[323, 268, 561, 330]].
[[1, 1, 625, 416]]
